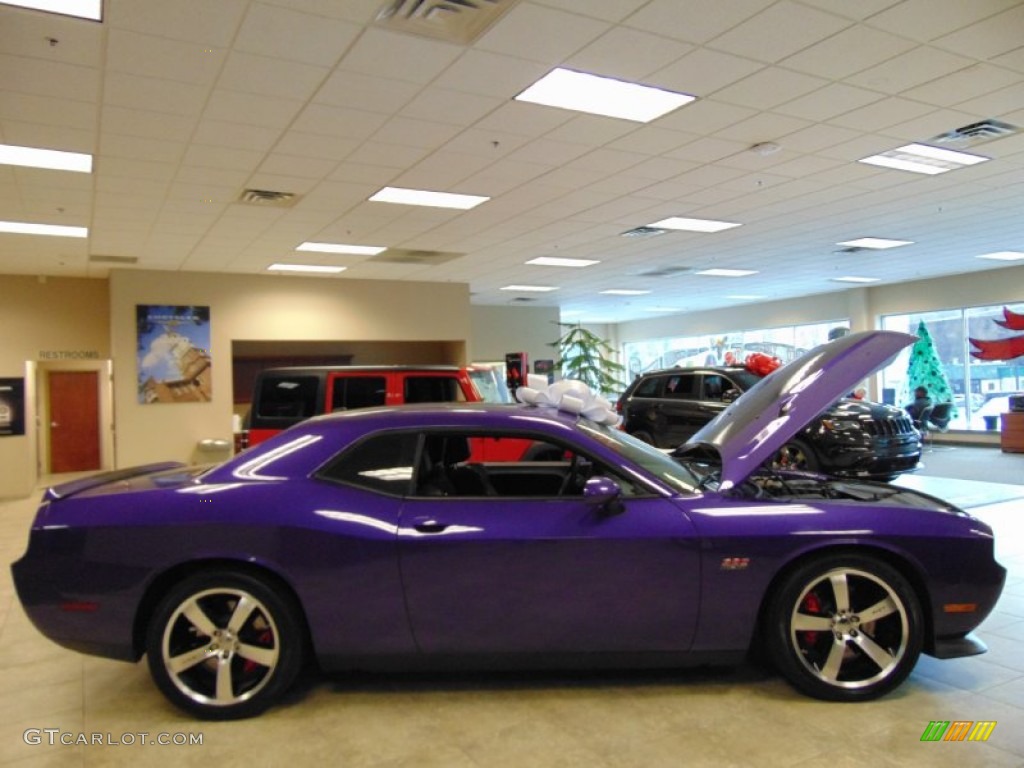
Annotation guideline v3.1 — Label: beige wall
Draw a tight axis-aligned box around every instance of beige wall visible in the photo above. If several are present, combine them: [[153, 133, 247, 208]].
[[110, 269, 474, 467], [469, 305, 561, 368], [0, 277, 110, 498]]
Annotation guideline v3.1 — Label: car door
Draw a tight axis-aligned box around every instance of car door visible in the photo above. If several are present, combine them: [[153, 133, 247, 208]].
[[397, 430, 701, 655], [656, 372, 704, 444]]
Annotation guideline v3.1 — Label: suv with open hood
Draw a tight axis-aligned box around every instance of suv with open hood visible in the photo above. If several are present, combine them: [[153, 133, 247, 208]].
[[617, 359, 921, 479]]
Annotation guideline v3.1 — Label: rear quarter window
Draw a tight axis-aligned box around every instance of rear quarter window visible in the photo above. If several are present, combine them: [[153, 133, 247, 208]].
[[255, 375, 320, 420], [404, 376, 465, 403]]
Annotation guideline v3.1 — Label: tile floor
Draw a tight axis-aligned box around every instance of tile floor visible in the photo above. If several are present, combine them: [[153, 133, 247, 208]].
[[0, 448, 1022, 767]]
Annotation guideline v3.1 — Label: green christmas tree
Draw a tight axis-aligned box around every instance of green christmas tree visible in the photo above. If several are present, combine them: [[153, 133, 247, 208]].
[[550, 322, 625, 396], [906, 320, 955, 411]]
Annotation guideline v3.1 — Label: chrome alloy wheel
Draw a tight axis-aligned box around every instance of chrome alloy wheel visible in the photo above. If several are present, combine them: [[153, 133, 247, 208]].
[[790, 567, 909, 690], [767, 555, 923, 701], [161, 587, 280, 708]]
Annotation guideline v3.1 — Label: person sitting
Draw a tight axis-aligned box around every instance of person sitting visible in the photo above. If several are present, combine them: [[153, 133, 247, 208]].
[[905, 386, 932, 424]]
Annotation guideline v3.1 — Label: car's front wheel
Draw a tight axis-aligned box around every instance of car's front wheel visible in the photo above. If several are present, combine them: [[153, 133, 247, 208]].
[[146, 570, 305, 719], [771, 439, 818, 472], [766, 554, 923, 701]]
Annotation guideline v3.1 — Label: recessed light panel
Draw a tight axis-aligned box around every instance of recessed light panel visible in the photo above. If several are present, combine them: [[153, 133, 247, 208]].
[[526, 256, 599, 268], [0, 143, 92, 173], [727, 294, 766, 300], [515, 68, 695, 123], [976, 251, 1024, 262], [832, 276, 880, 284], [267, 264, 346, 274], [649, 217, 741, 233], [859, 143, 989, 175], [600, 289, 650, 296], [837, 237, 913, 249], [297, 242, 385, 256], [0, 221, 87, 237], [0, 0, 101, 20], [696, 268, 758, 277], [369, 186, 489, 210], [500, 284, 558, 292]]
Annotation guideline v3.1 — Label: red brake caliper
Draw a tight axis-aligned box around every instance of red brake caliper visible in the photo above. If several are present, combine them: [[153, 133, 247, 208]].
[[241, 629, 274, 674], [801, 592, 822, 645]]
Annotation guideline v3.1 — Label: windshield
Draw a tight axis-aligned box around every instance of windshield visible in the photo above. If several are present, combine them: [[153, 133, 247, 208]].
[[468, 367, 513, 403], [576, 419, 701, 494]]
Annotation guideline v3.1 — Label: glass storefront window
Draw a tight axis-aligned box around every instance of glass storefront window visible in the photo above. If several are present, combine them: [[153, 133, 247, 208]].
[[880, 303, 1024, 431], [624, 320, 849, 382]]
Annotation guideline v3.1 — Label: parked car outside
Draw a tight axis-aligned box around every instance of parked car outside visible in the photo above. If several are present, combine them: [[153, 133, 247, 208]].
[[617, 363, 921, 479], [12, 331, 1003, 719]]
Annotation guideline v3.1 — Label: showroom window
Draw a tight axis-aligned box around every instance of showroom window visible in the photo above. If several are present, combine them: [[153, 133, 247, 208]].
[[880, 302, 1024, 431], [623, 320, 849, 382]]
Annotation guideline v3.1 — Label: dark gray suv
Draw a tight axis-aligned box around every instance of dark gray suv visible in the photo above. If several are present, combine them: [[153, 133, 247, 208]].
[[616, 366, 921, 479]]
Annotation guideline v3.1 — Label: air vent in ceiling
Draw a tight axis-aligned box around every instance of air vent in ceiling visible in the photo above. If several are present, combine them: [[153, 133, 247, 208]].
[[375, 0, 520, 44], [89, 254, 138, 265], [930, 119, 1018, 148], [238, 189, 299, 207], [632, 265, 692, 278], [510, 296, 536, 303], [369, 248, 463, 265], [833, 247, 865, 255], [620, 226, 667, 238]]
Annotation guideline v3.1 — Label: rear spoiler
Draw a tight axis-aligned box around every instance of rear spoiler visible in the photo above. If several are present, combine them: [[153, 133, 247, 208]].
[[44, 462, 187, 501]]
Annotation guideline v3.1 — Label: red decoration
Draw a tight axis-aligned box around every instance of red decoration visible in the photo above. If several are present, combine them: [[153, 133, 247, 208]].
[[745, 352, 782, 377], [970, 307, 1024, 361]]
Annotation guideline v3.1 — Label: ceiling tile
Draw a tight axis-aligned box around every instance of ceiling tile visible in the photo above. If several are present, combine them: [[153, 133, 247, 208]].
[[339, 28, 463, 84], [476, 2, 608, 65], [845, 46, 975, 93], [217, 51, 329, 100], [624, 0, 776, 45], [650, 47, 763, 97], [565, 26, 693, 80], [202, 90, 305, 130], [234, 2, 360, 67], [107, 0, 249, 46], [780, 24, 918, 79], [106, 29, 225, 85], [775, 82, 885, 121], [708, 1, 852, 64], [868, 0, 1022, 44], [714, 67, 829, 110]]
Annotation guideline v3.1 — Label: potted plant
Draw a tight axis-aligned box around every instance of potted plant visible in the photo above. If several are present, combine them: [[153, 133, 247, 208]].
[[550, 322, 625, 396]]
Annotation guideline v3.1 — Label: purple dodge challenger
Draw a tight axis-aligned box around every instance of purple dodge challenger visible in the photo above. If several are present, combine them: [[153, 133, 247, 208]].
[[12, 331, 1005, 718]]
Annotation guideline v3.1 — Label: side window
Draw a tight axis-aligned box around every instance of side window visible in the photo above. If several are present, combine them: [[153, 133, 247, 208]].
[[404, 376, 465, 403], [316, 432, 418, 496], [331, 376, 387, 411], [255, 375, 319, 420], [702, 374, 726, 401], [413, 430, 648, 499], [633, 376, 663, 397], [665, 374, 697, 399]]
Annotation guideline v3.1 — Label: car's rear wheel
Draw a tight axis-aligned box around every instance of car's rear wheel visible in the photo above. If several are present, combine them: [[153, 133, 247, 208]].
[[766, 554, 923, 701], [771, 439, 818, 472], [146, 570, 304, 719]]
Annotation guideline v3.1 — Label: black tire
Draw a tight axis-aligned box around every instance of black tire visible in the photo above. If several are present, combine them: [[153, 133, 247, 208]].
[[145, 570, 305, 719], [766, 554, 923, 701], [771, 438, 819, 472]]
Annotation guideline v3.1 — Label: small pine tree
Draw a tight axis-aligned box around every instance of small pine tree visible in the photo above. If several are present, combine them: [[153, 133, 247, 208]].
[[906, 320, 955, 410], [550, 322, 625, 395]]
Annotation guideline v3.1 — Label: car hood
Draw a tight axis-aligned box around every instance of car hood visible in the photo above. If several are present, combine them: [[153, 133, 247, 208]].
[[675, 330, 916, 490]]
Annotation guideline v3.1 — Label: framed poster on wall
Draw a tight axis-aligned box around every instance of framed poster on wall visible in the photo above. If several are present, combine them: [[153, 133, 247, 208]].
[[136, 305, 212, 404], [0, 378, 25, 436]]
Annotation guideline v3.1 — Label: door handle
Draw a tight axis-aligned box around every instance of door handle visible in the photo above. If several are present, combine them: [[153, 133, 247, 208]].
[[412, 517, 449, 534]]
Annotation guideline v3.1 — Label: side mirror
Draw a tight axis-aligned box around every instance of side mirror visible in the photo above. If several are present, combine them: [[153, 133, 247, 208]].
[[583, 475, 624, 514]]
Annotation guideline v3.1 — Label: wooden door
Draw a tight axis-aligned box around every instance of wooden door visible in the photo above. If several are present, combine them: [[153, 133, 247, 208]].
[[49, 371, 101, 473]]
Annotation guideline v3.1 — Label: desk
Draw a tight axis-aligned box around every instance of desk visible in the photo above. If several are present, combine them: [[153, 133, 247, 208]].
[[1000, 412, 1024, 453]]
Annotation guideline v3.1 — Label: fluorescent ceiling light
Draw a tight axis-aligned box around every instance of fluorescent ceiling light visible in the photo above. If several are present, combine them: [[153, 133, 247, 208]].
[[859, 143, 989, 175], [837, 237, 913, 249], [267, 264, 346, 274], [727, 294, 766, 300], [976, 251, 1024, 261], [369, 186, 489, 210], [649, 217, 741, 233], [515, 68, 695, 123], [526, 256, 599, 268], [601, 289, 650, 296], [0, 220, 87, 238], [646, 307, 681, 313], [832, 276, 880, 284], [696, 268, 758, 277], [0, 0, 101, 20], [500, 284, 558, 292], [297, 242, 385, 256], [0, 143, 92, 173]]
